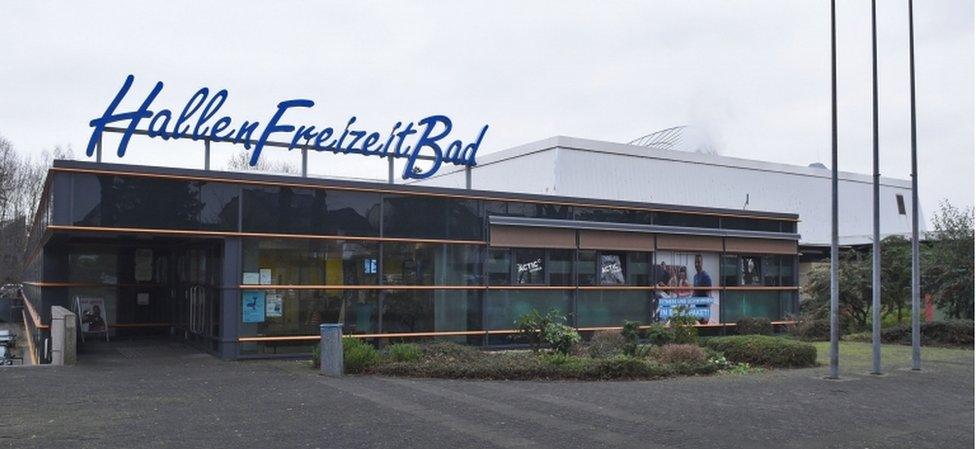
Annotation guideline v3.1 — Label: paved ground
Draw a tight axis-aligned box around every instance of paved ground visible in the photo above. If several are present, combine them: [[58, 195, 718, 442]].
[[0, 339, 972, 449]]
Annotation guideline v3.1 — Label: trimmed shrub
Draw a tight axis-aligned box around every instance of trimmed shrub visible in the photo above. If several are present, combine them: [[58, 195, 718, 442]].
[[704, 335, 817, 368], [921, 320, 974, 347], [343, 338, 379, 374], [514, 308, 581, 354], [587, 330, 626, 358], [880, 320, 974, 347], [655, 344, 707, 365], [736, 317, 773, 335], [544, 322, 582, 355], [644, 323, 675, 346], [420, 342, 481, 361], [383, 343, 423, 363], [311, 343, 321, 369], [669, 313, 699, 345], [621, 321, 641, 355], [792, 318, 831, 341]]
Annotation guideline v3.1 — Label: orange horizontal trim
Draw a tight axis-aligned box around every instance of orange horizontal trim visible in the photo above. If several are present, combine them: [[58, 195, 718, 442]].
[[23, 281, 164, 288], [238, 321, 799, 342], [240, 284, 483, 290], [723, 286, 800, 291], [51, 166, 796, 222], [236, 284, 797, 292], [109, 323, 172, 328], [46, 224, 487, 246]]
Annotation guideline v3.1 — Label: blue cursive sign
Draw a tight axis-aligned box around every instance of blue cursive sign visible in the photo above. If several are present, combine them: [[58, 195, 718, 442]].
[[86, 75, 488, 179]]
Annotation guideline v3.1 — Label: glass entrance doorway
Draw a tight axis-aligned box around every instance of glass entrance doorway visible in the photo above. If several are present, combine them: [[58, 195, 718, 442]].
[[174, 245, 222, 353]]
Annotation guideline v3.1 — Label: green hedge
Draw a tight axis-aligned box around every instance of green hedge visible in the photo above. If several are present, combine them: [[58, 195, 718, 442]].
[[370, 344, 719, 380], [736, 317, 773, 335], [880, 320, 974, 347], [704, 335, 817, 368]]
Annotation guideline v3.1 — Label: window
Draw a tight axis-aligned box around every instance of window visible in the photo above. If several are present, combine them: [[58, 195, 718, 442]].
[[575, 207, 651, 224], [487, 249, 511, 285], [626, 252, 651, 285], [382, 195, 483, 240], [73, 174, 239, 231], [548, 250, 574, 286], [720, 255, 739, 287], [896, 194, 907, 215], [505, 202, 573, 220], [242, 239, 379, 285], [381, 243, 482, 286], [578, 250, 597, 285], [243, 187, 380, 236], [654, 212, 720, 229]]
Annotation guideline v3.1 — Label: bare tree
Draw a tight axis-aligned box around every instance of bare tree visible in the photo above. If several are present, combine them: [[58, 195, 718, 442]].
[[225, 149, 297, 174], [0, 133, 75, 282]]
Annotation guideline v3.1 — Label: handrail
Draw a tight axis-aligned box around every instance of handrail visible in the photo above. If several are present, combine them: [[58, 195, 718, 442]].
[[238, 321, 799, 342], [20, 290, 49, 330]]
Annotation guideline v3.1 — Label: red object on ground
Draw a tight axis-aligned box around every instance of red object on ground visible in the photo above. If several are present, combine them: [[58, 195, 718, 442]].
[[924, 294, 934, 322]]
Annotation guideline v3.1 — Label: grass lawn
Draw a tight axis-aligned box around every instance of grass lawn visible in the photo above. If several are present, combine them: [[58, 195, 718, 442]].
[[812, 341, 973, 372]]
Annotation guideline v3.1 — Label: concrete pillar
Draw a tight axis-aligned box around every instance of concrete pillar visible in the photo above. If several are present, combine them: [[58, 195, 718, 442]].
[[50, 306, 76, 366], [319, 323, 343, 376]]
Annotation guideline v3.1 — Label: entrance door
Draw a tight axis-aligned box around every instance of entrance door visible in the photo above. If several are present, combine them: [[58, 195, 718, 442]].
[[177, 245, 221, 352]]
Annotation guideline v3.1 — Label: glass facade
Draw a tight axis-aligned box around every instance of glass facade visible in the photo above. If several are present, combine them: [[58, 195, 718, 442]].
[[29, 168, 802, 360]]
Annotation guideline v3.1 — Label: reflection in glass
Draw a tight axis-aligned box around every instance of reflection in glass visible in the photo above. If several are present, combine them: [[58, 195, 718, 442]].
[[484, 290, 572, 329], [382, 243, 483, 285], [242, 186, 380, 236], [72, 174, 239, 231], [577, 290, 651, 327], [242, 239, 379, 285]]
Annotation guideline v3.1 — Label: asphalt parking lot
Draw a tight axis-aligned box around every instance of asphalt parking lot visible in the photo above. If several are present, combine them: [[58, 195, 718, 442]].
[[0, 339, 972, 449]]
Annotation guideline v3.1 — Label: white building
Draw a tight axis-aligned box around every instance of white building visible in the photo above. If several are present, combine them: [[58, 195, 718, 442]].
[[415, 135, 921, 250]]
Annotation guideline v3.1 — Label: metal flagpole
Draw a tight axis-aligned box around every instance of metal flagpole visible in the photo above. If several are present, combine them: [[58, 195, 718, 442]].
[[908, 0, 921, 371], [828, 0, 840, 379], [870, 0, 882, 375]]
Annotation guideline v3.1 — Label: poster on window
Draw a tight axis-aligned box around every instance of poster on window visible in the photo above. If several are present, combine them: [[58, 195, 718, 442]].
[[740, 256, 762, 285], [242, 291, 266, 323], [266, 293, 283, 318], [654, 251, 720, 324], [600, 254, 625, 285], [516, 257, 543, 284]]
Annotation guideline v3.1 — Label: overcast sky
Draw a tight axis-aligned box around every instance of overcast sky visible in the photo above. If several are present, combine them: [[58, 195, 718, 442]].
[[0, 1, 972, 224]]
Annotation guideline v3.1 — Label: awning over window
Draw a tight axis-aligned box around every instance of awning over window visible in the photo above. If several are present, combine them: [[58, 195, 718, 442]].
[[489, 225, 576, 249], [725, 238, 797, 255], [578, 230, 654, 252], [656, 234, 723, 252]]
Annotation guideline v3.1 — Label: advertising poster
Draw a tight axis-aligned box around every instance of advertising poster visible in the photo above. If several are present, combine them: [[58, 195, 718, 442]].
[[259, 268, 272, 285], [516, 257, 543, 284], [266, 294, 283, 318], [76, 297, 108, 334], [242, 291, 266, 323], [242, 272, 260, 285], [654, 251, 720, 324], [600, 254, 625, 285]]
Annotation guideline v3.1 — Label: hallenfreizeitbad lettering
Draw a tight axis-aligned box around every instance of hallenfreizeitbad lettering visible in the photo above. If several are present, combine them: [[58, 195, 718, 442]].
[[86, 75, 489, 179]]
